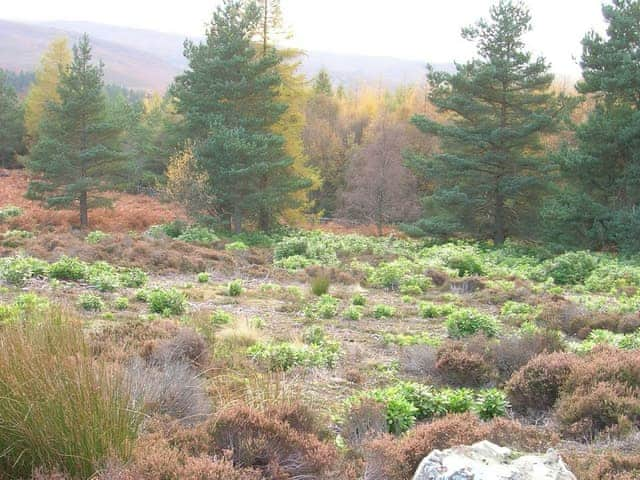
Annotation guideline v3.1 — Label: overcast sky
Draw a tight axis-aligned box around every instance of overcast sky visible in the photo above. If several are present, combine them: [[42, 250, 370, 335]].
[[3, 0, 608, 77]]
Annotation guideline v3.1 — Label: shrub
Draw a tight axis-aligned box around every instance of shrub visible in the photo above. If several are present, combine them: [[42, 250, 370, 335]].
[[446, 308, 500, 338], [120, 268, 148, 288], [225, 240, 249, 251], [78, 293, 104, 312], [148, 288, 186, 316], [305, 294, 340, 319], [506, 351, 577, 413], [447, 253, 485, 277], [435, 342, 491, 387], [48, 256, 87, 281], [274, 236, 308, 260], [0, 256, 48, 286], [209, 405, 337, 479], [302, 325, 327, 345], [352, 293, 367, 306], [0, 205, 22, 222], [197, 272, 209, 283], [385, 332, 439, 347], [227, 279, 243, 297], [540, 251, 598, 285], [150, 328, 209, 368], [373, 304, 396, 319], [343, 305, 364, 321], [87, 262, 119, 292], [86, 230, 110, 244], [474, 388, 510, 420], [114, 297, 129, 311], [176, 226, 219, 245], [210, 309, 234, 325], [2, 229, 33, 247], [310, 275, 330, 296], [248, 341, 340, 371], [419, 301, 455, 318], [0, 317, 141, 478]]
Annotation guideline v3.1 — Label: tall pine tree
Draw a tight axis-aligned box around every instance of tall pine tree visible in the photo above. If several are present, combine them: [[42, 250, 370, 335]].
[[29, 35, 123, 228], [171, 0, 308, 232], [409, 0, 571, 244], [543, 0, 640, 251], [0, 71, 25, 168]]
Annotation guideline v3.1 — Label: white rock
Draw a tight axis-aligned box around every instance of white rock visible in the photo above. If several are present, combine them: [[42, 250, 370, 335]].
[[412, 440, 576, 480]]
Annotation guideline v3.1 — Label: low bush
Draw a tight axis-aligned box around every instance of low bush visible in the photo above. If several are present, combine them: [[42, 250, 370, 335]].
[[209, 405, 337, 479], [446, 252, 485, 277], [176, 226, 219, 245], [248, 340, 340, 371], [210, 309, 234, 325], [1, 229, 33, 247], [0, 256, 49, 286], [0, 317, 141, 478], [446, 308, 500, 338], [227, 279, 243, 297], [373, 304, 396, 319], [197, 272, 209, 283], [537, 251, 598, 285], [119, 268, 148, 288], [419, 301, 456, 318], [48, 256, 87, 281], [435, 342, 492, 387], [305, 294, 340, 319], [343, 305, 364, 320], [384, 331, 439, 347], [148, 288, 186, 316], [0, 205, 22, 222], [352, 293, 367, 306], [114, 297, 129, 311], [506, 351, 577, 413], [86, 230, 110, 244], [78, 293, 104, 312]]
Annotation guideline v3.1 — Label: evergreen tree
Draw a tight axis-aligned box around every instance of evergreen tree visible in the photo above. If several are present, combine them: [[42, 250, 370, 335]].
[[29, 35, 123, 228], [409, 0, 572, 244], [543, 0, 640, 251], [171, 0, 309, 232], [0, 71, 25, 168], [313, 69, 333, 97], [24, 38, 72, 143]]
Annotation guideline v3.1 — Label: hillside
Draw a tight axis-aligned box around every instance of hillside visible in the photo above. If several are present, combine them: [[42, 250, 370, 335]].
[[0, 19, 443, 91]]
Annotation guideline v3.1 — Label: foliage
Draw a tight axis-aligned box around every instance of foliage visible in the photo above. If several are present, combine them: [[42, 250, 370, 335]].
[[176, 226, 219, 246], [373, 304, 396, 319], [211, 309, 234, 325], [0, 256, 49, 286], [148, 288, 187, 316], [48, 256, 87, 281], [0, 205, 22, 222], [86, 230, 110, 244], [446, 308, 500, 338], [114, 297, 129, 311], [0, 72, 25, 167], [310, 275, 330, 296], [536, 251, 598, 285], [419, 301, 456, 318], [227, 279, 243, 297], [28, 35, 124, 228], [197, 272, 209, 283], [343, 305, 364, 321], [352, 293, 367, 306], [248, 340, 340, 371], [304, 294, 340, 319], [78, 293, 104, 312]]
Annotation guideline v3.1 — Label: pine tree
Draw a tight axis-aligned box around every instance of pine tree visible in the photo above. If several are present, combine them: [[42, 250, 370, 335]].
[[0, 71, 25, 168], [24, 38, 72, 143], [313, 69, 333, 96], [29, 35, 123, 228], [409, 0, 572, 244], [171, 0, 309, 232], [543, 0, 640, 251]]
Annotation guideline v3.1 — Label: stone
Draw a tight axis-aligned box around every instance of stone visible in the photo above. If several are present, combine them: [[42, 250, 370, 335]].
[[412, 440, 576, 480]]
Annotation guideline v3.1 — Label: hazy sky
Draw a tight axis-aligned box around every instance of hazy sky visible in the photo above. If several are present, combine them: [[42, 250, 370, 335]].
[[4, 0, 608, 76]]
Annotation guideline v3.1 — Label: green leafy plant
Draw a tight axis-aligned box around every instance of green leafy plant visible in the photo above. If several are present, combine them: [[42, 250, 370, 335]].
[[419, 301, 456, 318], [114, 297, 129, 311], [176, 225, 219, 245], [49, 256, 87, 281], [0, 256, 48, 286], [343, 305, 364, 321], [78, 293, 104, 312], [248, 340, 340, 371], [473, 388, 509, 420], [446, 308, 500, 338], [119, 268, 148, 288], [352, 293, 367, 306], [148, 288, 186, 316], [197, 272, 210, 283], [86, 230, 110, 244], [305, 294, 340, 319], [0, 205, 22, 222], [446, 253, 485, 277], [228, 279, 243, 297], [373, 304, 396, 319], [310, 275, 330, 296], [211, 309, 234, 325]]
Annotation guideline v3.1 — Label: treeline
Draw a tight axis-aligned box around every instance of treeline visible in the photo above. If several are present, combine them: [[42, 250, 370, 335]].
[[0, 0, 639, 252]]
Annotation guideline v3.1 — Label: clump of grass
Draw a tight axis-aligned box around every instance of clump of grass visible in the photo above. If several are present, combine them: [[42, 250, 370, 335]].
[[228, 279, 243, 297], [352, 293, 367, 306], [0, 313, 141, 477], [311, 275, 330, 296], [114, 297, 129, 311], [197, 272, 210, 283]]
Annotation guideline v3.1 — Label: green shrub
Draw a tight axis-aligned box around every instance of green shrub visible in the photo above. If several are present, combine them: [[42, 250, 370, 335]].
[[419, 301, 455, 318], [0, 205, 22, 222], [197, 272, 210, 283], [373, 304, 396, 319], [305, 294, 340, 319], [1, 230, 33, 247], [86, 230, 110, 244], [176, 226, 219, 245], [119, 268, 148, 288], [382, 332, 440, 347], [539, 251, 598, 285], [211, 309, 234, 325], [473, 389, 509, 420], [303, 325, 327, 345], [446, 253, 485, 277], [114, 297, 129, 311], [446, 308, 500, 338], [0, 256, 48, 286], [0, 318, 141, 478], [274, 236, 308, 260], [228, 279, 243, 297], [78, 293, 104, 312], [160, 220, 188, 238], [500, 301, 538, 317], [49, 256, 87, 281], [87, 262, 119, 292], [225, 241, 249, 251], [343, 305, 364, 321], [310, 275, 330, 296], [352, 293, 367, 306], [148, 288, 186, 316], [248, 340, 340, 371], [134, 288, 149, 302]]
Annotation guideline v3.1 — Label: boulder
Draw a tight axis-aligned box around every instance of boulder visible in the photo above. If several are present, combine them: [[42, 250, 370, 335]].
[[412, 440, 576, 480]]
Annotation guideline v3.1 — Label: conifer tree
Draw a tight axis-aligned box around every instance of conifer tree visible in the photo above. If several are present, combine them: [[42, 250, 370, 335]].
[[29, 35, 123, 228], [543, 0, 640, 250], [313, 69, 333, 97], [0, 71, 25, 168], [409, 0, 572, 244], [24, 38, 72, 143], [171, 0, 309, 232]]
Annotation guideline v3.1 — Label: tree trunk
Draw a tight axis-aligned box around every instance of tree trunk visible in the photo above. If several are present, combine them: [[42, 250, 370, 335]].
[[494, 182, 505, 245], [79, 190, 88, 229], [233, 205, 242, 234]]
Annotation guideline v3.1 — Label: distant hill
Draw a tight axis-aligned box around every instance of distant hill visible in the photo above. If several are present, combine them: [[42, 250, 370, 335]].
[[0, 19, 450, 91]]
